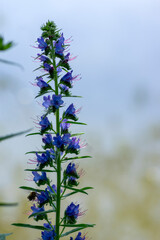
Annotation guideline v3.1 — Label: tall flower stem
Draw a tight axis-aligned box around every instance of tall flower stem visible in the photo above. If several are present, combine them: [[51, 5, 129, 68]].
[[51, 41, 61, 240]]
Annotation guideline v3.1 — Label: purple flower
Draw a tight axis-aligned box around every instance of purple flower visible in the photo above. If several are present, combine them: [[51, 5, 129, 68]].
[[30, 204, 46, 221], [36, 77, 49, 89], [55, 33, 65, 56], [53, 133, 71, 151], [67, 137, 80, 154], [41, 223, 56, 240], [44, 62, 53, 72], [42, 95, 51, 109], [65, 202, 79, 224], [67, 176, 79, 187], [37, 189, 50, 207], [64, 52, 70, 62], [39, 116, 51, 133], [60, 119, 70, 134], [42, 95, 64, 112], [32, 172, 48, 186], [60, 71, 73, 88], [63, 104, 78, 121], [66, 163, 79, 178], [70, 232, 85, 240], [36, 150, 52, 169], [37, 54, 49, 62], [42, 134, 53, 147], [37, 37, 47, 51], [59, 84, 70, 95], [50, 94, 64, 110]]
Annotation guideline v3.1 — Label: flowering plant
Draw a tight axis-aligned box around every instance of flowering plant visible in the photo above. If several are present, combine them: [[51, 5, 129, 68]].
[[13, 21, 95, 240]]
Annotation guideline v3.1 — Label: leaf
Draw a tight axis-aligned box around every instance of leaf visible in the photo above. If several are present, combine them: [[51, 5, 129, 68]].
[[66, 121, 87, 125], [25, 169, 55, 172], [0, 233, 12, 240], [0, 129, 32, 142], [71, 133, 84, 137], [62, 156, 92, 162], [20, 186, 43, 192], [26, 132, 41, 137], [0, 203, 18, 207], [25, 151, 46, 155], [12, 223, 47, 231], [28, 209, 56, 219], [62, 186, 93, 195], [0, 36, 14, 51], [62, 95, 82, 98], [61, 227, 84, 237], [61, 223, 95, 228], [0, 59, 23, 69]]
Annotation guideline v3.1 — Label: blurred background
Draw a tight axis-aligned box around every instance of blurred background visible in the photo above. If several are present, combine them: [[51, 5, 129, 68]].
[[1, 0, 160, 239]]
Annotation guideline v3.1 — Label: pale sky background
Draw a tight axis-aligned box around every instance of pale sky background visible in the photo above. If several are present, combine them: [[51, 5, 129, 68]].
[[1, 0, 160, 190]]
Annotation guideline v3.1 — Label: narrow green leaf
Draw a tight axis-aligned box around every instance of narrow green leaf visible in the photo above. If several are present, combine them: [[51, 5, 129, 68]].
[[60, 227, 84, 237], [71, 133, 84, 137], [20, 186, 43, 192], [12, 223, 47, 231], [25, 169, 56, 172], [61, 223, 95, 228], [0, 203, 18, 207], [0, 129, 31, 142], [35, 90, 54, 99], [66, 121, 87, 125], [62, 95, 82, 98], [0, 59, 23, 69], [62, 191, 77, 198], [25, 151, 45, 155], [62, 186, 88, 195], [62, 156, 92, 162], [26, 132, 41, 137], [29, 209, 56, 219]]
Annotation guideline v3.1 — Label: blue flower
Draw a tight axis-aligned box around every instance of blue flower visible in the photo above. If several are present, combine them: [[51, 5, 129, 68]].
[[44, 62, 53, 72], [60, 71, 73, 88], [55, 33, 65, 56], [37, 37, 48, 51], [65, 202, 79, 224], [67, 176, 79, 187], [42, 95, 64, 112], [63, 104, 78, 121], [42, 134, 53, 148], [36, 77, 49, 89], [64, 53, 70, 62], [36, 150, 52, 169], [32, 171, 48, 186], [59, 84, 70, 95], [37, 189, 50, 207], [60, 118, 70, 134], [53, 133, 71, 151], [37, 54, 49, 62], [43, 95, 51, 109], [50, 94, 64, 111], [39, 116, 51, 133], [70, 232, 85, 240], [67, 137, 80, 154], [41, 223, 56, 240], [65, 163, 79, 178], [30, 204, 46, 221]]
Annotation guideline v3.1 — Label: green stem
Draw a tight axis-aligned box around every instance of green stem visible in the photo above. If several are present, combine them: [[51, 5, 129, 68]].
[[51, 40, 61, 240]]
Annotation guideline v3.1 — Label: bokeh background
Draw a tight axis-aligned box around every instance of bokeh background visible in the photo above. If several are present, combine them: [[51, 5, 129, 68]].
[[1, 0, 160, 239]]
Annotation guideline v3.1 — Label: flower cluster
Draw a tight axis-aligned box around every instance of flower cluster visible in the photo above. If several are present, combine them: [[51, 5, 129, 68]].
[[15, 21, 94, 240]]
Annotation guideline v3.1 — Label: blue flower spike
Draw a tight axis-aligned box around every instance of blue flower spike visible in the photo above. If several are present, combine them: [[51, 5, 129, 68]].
[[17, 20, 94, 240]]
